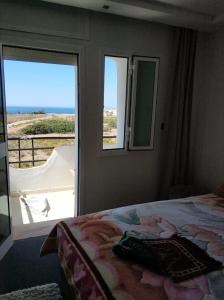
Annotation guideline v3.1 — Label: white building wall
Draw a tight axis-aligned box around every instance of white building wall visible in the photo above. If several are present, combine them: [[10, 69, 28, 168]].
[[9, 145, 75, 194]]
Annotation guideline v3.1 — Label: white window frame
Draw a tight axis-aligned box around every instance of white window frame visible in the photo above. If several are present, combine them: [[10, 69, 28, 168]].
[[97, 49, 132, 156], [98, 51, 160, 156], [2, 44, 82, 216], [0, 26, 86, 214], [129, 56, 159, 150], [0, 44, 13, 260]]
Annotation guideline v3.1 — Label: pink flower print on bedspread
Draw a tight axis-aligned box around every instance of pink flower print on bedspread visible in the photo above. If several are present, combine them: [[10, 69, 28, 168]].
[[74, 258, 87, 282], [183, 224, 224, 263], [61, 234, 106, 299], [197, 195, 224, 215], [67, 219, 123, 261], [139, 268, 210, 300], [69, 211, 110, 227], [62, 240, 73, 258], [140, 215, 177, 238], [89, 288, 104, 300], [73, 262, 106, 300]]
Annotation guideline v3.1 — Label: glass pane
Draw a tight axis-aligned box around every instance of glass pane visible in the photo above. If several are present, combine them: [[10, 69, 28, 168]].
[[0, 79, 5, 143], [133, 60, 157, 147], [0, 157, 10, 245], [103, 56, 128, 150]]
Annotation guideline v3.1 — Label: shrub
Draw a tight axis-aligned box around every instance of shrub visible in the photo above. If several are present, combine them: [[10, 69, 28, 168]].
[[104, 116, 117, 130], [32, 110, 46, 114], [103, 137, 116, 144], [21, 119, 75, 134]]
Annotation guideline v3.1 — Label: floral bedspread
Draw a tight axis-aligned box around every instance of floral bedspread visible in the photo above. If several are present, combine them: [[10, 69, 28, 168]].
[[41, 194, 224, 300]]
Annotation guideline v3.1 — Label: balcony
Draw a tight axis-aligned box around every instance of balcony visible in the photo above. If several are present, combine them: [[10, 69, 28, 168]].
[[8, 136, 75, 239], [8, 135, 116, 239]]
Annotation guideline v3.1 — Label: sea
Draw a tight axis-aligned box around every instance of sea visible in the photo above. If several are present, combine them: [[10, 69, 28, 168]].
[[7, 106, 75, 115]]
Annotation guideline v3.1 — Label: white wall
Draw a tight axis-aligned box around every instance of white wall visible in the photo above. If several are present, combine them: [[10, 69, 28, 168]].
[[0, 0, 176, 214], [190, 27, 224, 191], [9, 145, 75, 194]]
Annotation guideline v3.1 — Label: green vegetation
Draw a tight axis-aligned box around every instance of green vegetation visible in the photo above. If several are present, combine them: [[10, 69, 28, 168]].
[[103, 137, 116, 145], [32, 109, 46, 114], [21, 118, 75, 134], [17, 109, 46, 114], [7, 112, 118, 168], [103, 116, 117, 144], [103, 116, 117, 131]]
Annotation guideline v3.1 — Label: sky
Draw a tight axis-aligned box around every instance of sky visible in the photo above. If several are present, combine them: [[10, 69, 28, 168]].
[[4, 60, 76, 108], [3, 57, 117, 109], [104, 57, 117, 109]]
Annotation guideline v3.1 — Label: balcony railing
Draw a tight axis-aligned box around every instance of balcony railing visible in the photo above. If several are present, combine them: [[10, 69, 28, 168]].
[[8, 135, 116, 168], [8, 136, 75, 168]]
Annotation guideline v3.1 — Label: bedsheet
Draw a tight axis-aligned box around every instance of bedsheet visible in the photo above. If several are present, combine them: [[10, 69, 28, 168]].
[[41, 194, 224, 300]]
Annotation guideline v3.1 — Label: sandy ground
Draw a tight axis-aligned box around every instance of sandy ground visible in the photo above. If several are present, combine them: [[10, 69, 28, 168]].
[[7, 114, 75, 168], [7, 113, 116, 168], [7, 114, 74, 135]]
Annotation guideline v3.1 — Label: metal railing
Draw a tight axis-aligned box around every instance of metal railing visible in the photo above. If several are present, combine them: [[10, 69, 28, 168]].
[[8, 135, 117, 168], [8, 136, 75, 168]]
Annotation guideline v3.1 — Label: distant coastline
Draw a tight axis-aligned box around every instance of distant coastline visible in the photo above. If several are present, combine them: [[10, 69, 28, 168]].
[[7, 106, 116, 115], [7, 106, 76, 115]]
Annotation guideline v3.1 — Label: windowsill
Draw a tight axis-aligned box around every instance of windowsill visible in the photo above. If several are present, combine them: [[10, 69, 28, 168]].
[[103, 144, 121, 150], [97, 147, 128, 157]]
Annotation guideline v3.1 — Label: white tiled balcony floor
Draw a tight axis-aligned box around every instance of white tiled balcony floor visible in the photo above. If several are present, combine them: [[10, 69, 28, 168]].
[[10, 189, 75, 239]]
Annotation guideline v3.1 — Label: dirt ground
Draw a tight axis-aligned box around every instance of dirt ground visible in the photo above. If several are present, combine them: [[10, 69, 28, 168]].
[[7, 114, 75, 168], [7, 114, 75, 135], [7, 113, 116, 168]]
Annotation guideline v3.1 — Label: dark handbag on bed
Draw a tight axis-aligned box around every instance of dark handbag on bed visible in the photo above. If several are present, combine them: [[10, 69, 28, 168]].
[[113, 231, 223, 282]]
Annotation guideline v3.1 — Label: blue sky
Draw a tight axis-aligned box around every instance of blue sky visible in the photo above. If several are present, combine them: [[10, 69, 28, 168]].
[[4, 60, 76, 108], [104, 57, 117, 109], [3, 58, 117, 109]]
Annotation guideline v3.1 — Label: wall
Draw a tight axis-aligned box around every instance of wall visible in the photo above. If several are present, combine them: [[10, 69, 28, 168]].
[[9, 145, 75, 194], [0, 0, 176, 214], [190, 28, 224, 191]]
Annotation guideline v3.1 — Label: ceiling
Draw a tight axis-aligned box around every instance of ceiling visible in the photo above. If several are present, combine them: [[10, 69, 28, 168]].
[[40, 0, 224, 31], [158, 0, 224, 17]]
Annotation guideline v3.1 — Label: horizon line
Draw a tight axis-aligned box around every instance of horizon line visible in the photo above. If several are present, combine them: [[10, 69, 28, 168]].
[[6, 105, 116, 109]]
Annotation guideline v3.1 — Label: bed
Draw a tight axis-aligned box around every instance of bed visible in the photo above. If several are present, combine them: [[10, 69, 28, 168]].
[[41, 193, 224, 300]]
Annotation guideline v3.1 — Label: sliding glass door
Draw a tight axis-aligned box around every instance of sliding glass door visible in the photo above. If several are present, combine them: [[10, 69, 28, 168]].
[[0, 46, 12, 260]]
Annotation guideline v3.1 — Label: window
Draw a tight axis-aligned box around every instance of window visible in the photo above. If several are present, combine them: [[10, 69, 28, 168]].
[[102, 54, 159, 152], [103, 56, 128, 150], [129, 57, 159, 150]]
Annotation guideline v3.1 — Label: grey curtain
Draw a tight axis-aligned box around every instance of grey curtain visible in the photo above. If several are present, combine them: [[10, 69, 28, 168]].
[[172, 28, 197, 185]]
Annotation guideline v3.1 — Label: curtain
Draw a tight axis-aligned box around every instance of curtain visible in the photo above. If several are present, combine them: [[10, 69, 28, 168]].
[[172, 28, 198, 185]]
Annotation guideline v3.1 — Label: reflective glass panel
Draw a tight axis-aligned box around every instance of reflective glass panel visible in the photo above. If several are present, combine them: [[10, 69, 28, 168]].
[[133, 60, 156, 147], [103, 56, 128, 150], [0, 157, 10, 245], [0, 90, 4, 143]]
